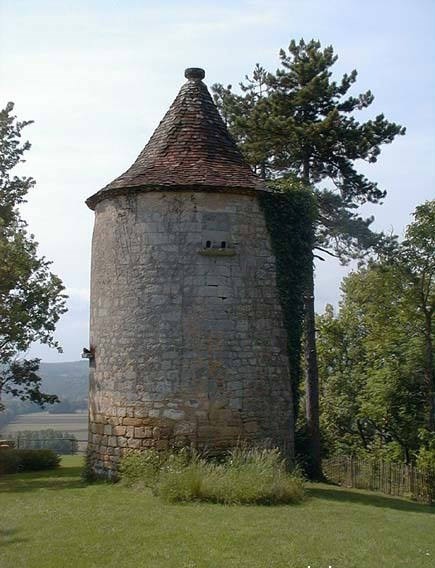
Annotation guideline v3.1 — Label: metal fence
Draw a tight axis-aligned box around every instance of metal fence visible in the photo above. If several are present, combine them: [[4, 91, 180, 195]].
[[323, 456, 434, 504]]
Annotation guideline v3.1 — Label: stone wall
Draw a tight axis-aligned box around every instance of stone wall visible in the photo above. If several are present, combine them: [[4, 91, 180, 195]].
[[88, 190, 294, 476]]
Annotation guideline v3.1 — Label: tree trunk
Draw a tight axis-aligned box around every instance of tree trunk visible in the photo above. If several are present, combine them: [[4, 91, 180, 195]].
[[356, 419, 369, 450], [304, 263, 322, 478], [424, 309, 435, 431], [301, 157, 322, 478], [260, 161, 266, 180]]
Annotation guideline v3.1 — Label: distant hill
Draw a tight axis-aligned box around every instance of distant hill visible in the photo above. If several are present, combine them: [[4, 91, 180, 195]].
[[0, 361, 89, 429], [39, 361, 89, 403]]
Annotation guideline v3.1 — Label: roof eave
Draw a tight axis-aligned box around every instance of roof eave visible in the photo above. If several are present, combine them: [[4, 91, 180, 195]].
[[86, 182, 270, 211]]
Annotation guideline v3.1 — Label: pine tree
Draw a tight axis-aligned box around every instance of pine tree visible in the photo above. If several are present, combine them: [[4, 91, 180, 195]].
[[212, 39, 405, 477]]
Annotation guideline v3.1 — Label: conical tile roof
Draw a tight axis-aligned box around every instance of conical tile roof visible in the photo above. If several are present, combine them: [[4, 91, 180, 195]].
[[86, 68, 265, 210]]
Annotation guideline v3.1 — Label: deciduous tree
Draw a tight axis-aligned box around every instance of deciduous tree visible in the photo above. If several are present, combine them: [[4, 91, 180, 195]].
[[317, 201, 434, 462], [396, 201, 435, 430], [0, 102, 67, 410]]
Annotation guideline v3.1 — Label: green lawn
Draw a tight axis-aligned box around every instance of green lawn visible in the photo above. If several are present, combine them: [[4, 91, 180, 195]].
[[0, 456, 434, 568]]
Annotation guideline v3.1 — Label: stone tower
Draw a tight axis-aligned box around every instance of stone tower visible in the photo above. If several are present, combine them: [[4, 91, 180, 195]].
[[86, 68, 294, 477]]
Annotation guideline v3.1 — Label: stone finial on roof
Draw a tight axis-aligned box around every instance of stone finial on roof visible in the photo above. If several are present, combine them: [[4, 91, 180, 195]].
[[184, 67, 205, 81], [86, 67, 265, 210]]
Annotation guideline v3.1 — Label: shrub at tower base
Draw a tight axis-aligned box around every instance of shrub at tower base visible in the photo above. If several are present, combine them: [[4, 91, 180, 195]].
[[119, 447, 305, 505], [258, 184, 317, 426]]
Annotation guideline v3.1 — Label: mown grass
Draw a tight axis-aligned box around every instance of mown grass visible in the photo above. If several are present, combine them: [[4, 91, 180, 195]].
[[0, 456, 434, 568]]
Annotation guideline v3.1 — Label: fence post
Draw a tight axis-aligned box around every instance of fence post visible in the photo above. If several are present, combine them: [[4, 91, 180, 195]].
[[320, 456, 432, 503], [350, 457, 354, 487]]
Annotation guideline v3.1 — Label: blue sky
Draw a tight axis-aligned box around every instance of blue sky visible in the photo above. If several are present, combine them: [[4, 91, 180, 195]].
[[0, 0, 434, 362]]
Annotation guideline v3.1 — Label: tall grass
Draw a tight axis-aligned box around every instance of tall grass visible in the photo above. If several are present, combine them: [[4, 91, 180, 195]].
[[119, 447, 305, 505]]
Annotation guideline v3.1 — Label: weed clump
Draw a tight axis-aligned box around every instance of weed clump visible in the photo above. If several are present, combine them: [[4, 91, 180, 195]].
[[119, 447, 305, 505]]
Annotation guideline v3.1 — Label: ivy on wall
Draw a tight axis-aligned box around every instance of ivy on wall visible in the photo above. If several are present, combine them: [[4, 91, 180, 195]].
[[258, 184, 316, 423]]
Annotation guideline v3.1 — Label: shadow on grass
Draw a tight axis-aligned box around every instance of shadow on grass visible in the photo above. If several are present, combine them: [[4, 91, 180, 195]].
[[0, 528, 28, 547], [0, 464, 88, 493], [308, 484, 434, 514]]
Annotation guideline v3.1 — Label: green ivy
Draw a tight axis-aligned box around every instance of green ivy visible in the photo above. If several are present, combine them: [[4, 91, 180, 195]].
[[258, 185, 316, 422]]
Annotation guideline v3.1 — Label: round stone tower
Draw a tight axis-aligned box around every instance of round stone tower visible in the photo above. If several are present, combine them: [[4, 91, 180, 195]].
[[86, 68, 294, 477]]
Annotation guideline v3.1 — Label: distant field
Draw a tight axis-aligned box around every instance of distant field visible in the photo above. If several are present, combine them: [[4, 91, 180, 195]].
[[0, 412, 88, 445]]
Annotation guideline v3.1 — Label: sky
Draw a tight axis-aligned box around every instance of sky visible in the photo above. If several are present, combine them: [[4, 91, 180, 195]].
[[0, 0, 434, 362]]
